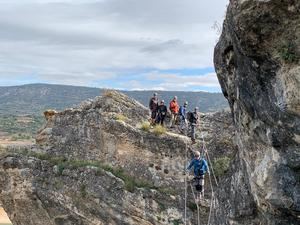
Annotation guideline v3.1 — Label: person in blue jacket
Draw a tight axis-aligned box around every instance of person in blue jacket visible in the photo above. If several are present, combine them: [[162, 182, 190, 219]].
[[186, 150, 209, 201], [179, 101, 188, 133]]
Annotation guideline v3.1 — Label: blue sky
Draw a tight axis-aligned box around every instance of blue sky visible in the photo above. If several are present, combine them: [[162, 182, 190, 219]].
[[0, 0, 228, 92]]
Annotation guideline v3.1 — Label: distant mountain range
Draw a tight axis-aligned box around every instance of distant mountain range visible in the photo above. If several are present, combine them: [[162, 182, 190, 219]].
[[0, 83, 228, 115]]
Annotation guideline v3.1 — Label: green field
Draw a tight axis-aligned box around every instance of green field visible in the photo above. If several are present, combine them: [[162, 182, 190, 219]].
[[0, 114, 45, 138]]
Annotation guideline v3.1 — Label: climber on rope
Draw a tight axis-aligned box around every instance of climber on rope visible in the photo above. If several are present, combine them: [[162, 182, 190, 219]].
[[149, 93, 159, 126], [179, 101, 188, 134], [186, 150, 209, 202]]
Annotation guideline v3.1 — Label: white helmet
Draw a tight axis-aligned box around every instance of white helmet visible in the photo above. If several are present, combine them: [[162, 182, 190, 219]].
[[194, 151, 200, 157]]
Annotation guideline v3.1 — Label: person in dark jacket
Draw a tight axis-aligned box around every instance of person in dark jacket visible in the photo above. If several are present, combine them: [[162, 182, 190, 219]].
[[156, 100, 168, 126], [149, 93, 158, 126], [188, 107, 199, 144], [186, 150, 209, 201]]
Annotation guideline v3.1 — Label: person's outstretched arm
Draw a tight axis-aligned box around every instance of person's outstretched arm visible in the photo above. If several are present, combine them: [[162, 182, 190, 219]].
[[186, 159, 195, 171]]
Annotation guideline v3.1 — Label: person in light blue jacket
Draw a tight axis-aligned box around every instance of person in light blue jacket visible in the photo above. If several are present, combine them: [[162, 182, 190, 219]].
[[186, 150, 209, 201], [179, 101, 188, 133]]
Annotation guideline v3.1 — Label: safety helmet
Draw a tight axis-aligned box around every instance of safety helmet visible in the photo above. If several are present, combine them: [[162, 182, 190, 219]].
[[161, 100, 165, 103], [184, 101, 188, 106], [194, 151, 200, 157], [154, 93, 158, 96], [195, 107, 199, 111]]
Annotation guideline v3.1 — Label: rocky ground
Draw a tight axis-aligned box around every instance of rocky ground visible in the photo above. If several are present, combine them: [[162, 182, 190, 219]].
[[0, 91, 235, 225]]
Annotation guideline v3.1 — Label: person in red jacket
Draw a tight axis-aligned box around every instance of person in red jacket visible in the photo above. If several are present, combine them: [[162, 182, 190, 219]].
[[169, 96, 179, 128]]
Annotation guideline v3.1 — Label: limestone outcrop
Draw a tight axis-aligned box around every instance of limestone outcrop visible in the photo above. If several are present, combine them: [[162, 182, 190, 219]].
[[214, 0, 300, 224], [0, 91, 235, 225]]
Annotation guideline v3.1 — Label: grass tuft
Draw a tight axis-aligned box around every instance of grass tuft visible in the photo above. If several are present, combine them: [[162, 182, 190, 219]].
[[153, 125, 167, 136], [140, 121, 151, 132], [114, 113, 128, 122]]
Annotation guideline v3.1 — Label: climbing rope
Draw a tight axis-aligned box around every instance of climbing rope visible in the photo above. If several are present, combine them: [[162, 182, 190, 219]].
[[201, 134, 218, 187], [184, 142, 188, 225], [190, 182, 201, 225], [183, 121, 220, 225], [201, 134, 218, 225], [184, 142, 202, 225], [207, 164, 214, 225]]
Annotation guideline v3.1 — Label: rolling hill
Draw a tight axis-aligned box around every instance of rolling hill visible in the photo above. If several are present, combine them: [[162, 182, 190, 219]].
[[0, 83, 228, 116]]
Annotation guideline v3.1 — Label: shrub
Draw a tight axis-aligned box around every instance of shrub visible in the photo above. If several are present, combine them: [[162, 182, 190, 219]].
[[212, 156, 231, 178], [172, 219, 183, 225], [80, 184, 88, 198], [153, 125, 167, 136], [279, 41, 299, 63], [157, 201, 166, 211], [103, 90, 114, 98], [114, 113, 128, 122], [188, 202, 198, 212], [140, 121, 151, 132], [57, 163, 65, 175]]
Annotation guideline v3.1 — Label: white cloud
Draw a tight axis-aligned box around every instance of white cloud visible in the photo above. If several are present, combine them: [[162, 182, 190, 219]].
[[0, 0, 228, 90], [116, 71, 220, 91]]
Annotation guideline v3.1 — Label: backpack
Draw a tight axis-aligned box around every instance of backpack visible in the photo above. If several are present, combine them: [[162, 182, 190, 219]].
[[187, 111, 193, 123]]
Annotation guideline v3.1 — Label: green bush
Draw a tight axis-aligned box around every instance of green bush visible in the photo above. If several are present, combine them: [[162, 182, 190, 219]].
[[172, 219, 183, 225], [153, 125, 167, 136], [57, 163, 65, 175], [212, 156, 231, 178], [188, 202, 198, 212], [80, 184, 88, 198], [140, 121, 151, 132], [279, 41, 299, 63], [157, 201, 167, 211]]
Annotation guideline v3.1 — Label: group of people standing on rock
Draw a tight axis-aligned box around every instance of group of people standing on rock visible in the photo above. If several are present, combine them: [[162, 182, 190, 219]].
[[149, 92, 199, 144], [149, 93, 209, 203]]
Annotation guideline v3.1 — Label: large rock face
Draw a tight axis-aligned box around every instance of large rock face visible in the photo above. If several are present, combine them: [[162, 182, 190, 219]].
[[214, 0, 300, 224], [0, 91, 235, 225]]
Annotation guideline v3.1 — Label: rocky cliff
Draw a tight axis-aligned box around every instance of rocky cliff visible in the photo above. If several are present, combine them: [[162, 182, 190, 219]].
[[214, 0, 300, 224], [0, 91, 235, 225]]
